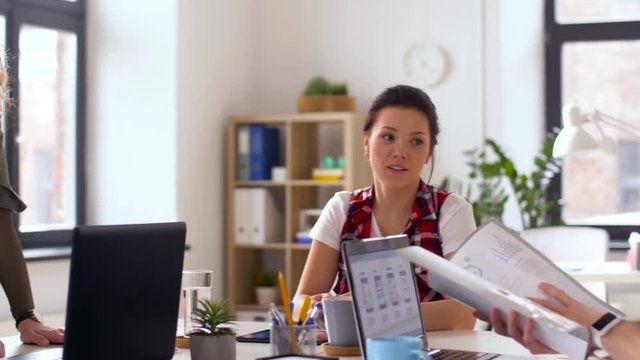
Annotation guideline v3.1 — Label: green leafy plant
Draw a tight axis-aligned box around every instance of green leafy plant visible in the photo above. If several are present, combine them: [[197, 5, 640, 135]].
[[462, 147, 510, 226], [303, 76, 330, 95], [191, 299, 236, 336], [329, 82, 348, 95], [302, 76, 349, 96], [255, 271, 277, 287], [481, 131, 564, 229], [443, 131, 564, 229]]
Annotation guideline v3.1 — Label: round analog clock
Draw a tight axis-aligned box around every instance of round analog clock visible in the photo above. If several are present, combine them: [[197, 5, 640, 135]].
[[403, 42, 448, 88]]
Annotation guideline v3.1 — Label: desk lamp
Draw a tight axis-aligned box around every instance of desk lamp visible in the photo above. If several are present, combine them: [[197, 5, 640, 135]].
[[553, 101, 640, 157]]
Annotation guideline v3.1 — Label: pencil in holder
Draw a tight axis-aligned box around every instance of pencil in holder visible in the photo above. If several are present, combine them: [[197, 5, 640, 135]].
[[270, 323, 317, 356]]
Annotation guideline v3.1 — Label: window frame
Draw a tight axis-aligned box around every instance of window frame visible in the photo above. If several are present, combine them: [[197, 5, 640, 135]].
[[545, 0, 640, 248], [1, 0, 85, 250]]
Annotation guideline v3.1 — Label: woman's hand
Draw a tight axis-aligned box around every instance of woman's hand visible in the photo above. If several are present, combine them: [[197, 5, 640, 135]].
[[1, 338, 5, 357], [17, 319, 64, 346], [530, 282, 603, 327], [308, 292, 331, 308]]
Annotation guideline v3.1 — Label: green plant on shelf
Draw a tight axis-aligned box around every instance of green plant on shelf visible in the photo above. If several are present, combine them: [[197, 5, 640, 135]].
[[255, 271, 277, 287], [329, 82, 348, 95], [303, 76, 349, 95]]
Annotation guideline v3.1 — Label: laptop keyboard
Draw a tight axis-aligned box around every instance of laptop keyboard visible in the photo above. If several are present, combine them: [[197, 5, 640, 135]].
[[429, 348, 500, 360]]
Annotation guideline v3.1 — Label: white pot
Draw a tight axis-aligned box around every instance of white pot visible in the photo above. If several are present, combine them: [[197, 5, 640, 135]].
[[255, 286, 278, 305], [190, 334, 236, 360]]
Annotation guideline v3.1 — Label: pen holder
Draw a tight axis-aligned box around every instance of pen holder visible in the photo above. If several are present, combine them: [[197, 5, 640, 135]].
[[270, 324, 317, 356]]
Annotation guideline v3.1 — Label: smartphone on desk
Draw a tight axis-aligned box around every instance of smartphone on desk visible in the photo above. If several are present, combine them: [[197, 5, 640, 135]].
[[236, 329, 328, 345], [236, 329, 271, 343]]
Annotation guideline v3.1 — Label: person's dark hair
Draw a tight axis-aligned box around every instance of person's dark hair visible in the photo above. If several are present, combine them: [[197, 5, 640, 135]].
[[363, 85, 440, 182], [363, 85, 439, 148]]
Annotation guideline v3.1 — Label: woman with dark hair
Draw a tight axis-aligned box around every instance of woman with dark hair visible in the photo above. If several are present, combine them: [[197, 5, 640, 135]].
[[0, 61, 64, 357], [295, 85, 476, 330]]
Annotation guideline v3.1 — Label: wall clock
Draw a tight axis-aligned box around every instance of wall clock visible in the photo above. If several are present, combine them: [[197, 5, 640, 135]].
[[403, 42, 449, 88]]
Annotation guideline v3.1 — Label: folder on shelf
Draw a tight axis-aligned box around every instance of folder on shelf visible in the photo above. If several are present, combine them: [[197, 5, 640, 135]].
[[250, 125, 281, 180], [237, 125, 251, 181], [234, 188, 283, 245]]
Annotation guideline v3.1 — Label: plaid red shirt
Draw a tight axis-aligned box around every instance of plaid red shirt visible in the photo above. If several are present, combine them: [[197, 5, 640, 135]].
[[333, 180, 449, 302]]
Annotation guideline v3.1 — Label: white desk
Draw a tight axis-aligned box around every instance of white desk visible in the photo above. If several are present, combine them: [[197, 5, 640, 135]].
[[558, 261, 640, 284], [0, 321, 557, 359]]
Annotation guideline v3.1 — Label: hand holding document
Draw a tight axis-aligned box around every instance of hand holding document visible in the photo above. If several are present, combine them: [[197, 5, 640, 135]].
[[395, 221, 622, 360], [450, 221, 622, 317]]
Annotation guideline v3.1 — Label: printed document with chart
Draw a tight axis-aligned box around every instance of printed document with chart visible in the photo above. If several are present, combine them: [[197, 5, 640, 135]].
[[396, 220, 622, 360]]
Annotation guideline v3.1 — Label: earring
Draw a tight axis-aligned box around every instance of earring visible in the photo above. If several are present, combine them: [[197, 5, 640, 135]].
[[363, 151, 369, 161]]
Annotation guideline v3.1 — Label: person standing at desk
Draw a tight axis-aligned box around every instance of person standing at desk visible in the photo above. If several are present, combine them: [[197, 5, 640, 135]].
[[295, 84, 476, 330], [0, 62, 64, 357], [485, 282, 640, 360]]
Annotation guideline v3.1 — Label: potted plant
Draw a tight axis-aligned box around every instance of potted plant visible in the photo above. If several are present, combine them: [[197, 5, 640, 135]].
[[442, 130, 564, 229], [469, 131, 564, 229], [297, 76, 356, 112], [190, 299, 236, 360], [255, 271, 279, 305]]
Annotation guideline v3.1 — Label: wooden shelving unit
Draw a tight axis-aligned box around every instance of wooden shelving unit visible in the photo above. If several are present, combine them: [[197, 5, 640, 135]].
[[226, 112, 372, 310]]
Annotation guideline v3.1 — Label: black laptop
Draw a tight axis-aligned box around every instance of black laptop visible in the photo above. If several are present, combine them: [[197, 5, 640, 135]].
[[342, 235, 522, 359], [7, 222, 186, 360]]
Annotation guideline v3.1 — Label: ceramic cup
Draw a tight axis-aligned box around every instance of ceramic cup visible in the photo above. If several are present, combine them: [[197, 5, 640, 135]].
[[366, 336, 431, 360], [321, 296, 359, 347], [181, 270, 213, 336]]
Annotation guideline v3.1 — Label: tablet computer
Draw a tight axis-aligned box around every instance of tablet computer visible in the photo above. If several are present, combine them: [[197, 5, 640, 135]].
[[236, 329, 328, 345], [236, 329, 271, 343]]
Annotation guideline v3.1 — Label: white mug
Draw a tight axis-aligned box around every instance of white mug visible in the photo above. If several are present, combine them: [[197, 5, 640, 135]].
[[321, 296, 359, 347]]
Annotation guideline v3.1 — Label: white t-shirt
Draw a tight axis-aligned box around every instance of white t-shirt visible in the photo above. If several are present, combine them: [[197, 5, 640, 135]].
[[309, 191, 476, 256]]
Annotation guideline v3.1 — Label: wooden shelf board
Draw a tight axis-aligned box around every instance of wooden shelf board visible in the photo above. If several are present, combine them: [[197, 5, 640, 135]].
[[290, 243, 312, 250], [234, 243, 288, 250], [289, 179, 345, 186], [235, 180, 286, 187], [227, 112, 371, 310], [230, 112, 354, 124]]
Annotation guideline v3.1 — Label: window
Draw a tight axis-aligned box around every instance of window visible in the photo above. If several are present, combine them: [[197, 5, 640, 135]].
[[545, 0, 640, 246], [1, 0, 85, 249]]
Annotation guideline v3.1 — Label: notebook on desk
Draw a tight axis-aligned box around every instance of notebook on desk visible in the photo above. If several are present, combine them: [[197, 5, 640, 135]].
[[342, 235, 529, 360], [7, 222, 186, 360]]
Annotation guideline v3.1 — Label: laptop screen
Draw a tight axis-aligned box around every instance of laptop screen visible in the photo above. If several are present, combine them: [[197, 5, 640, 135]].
[[342, 235, 426, 355], [63, 222, 186, 360]]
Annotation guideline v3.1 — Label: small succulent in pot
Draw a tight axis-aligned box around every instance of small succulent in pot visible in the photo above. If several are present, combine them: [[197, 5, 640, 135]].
[[255, 271, 279, 305], [298, 76, 355, 112], [190, 299, 236, 360]]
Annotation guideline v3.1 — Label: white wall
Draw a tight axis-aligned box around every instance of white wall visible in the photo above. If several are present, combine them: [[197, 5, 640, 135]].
[[86, 0, 178, 224], [484, 0, 545, 230], [254, 0, 485, 185], [254, 0, 546, 229], [176, 0, 258, 299]]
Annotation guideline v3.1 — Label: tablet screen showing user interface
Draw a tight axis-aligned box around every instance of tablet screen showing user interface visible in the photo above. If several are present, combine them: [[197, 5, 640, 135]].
[[343, 235, 424, 346]]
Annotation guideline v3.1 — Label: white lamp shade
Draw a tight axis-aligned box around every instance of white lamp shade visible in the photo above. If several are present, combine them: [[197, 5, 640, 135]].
[[553, 125, 599, 157]]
